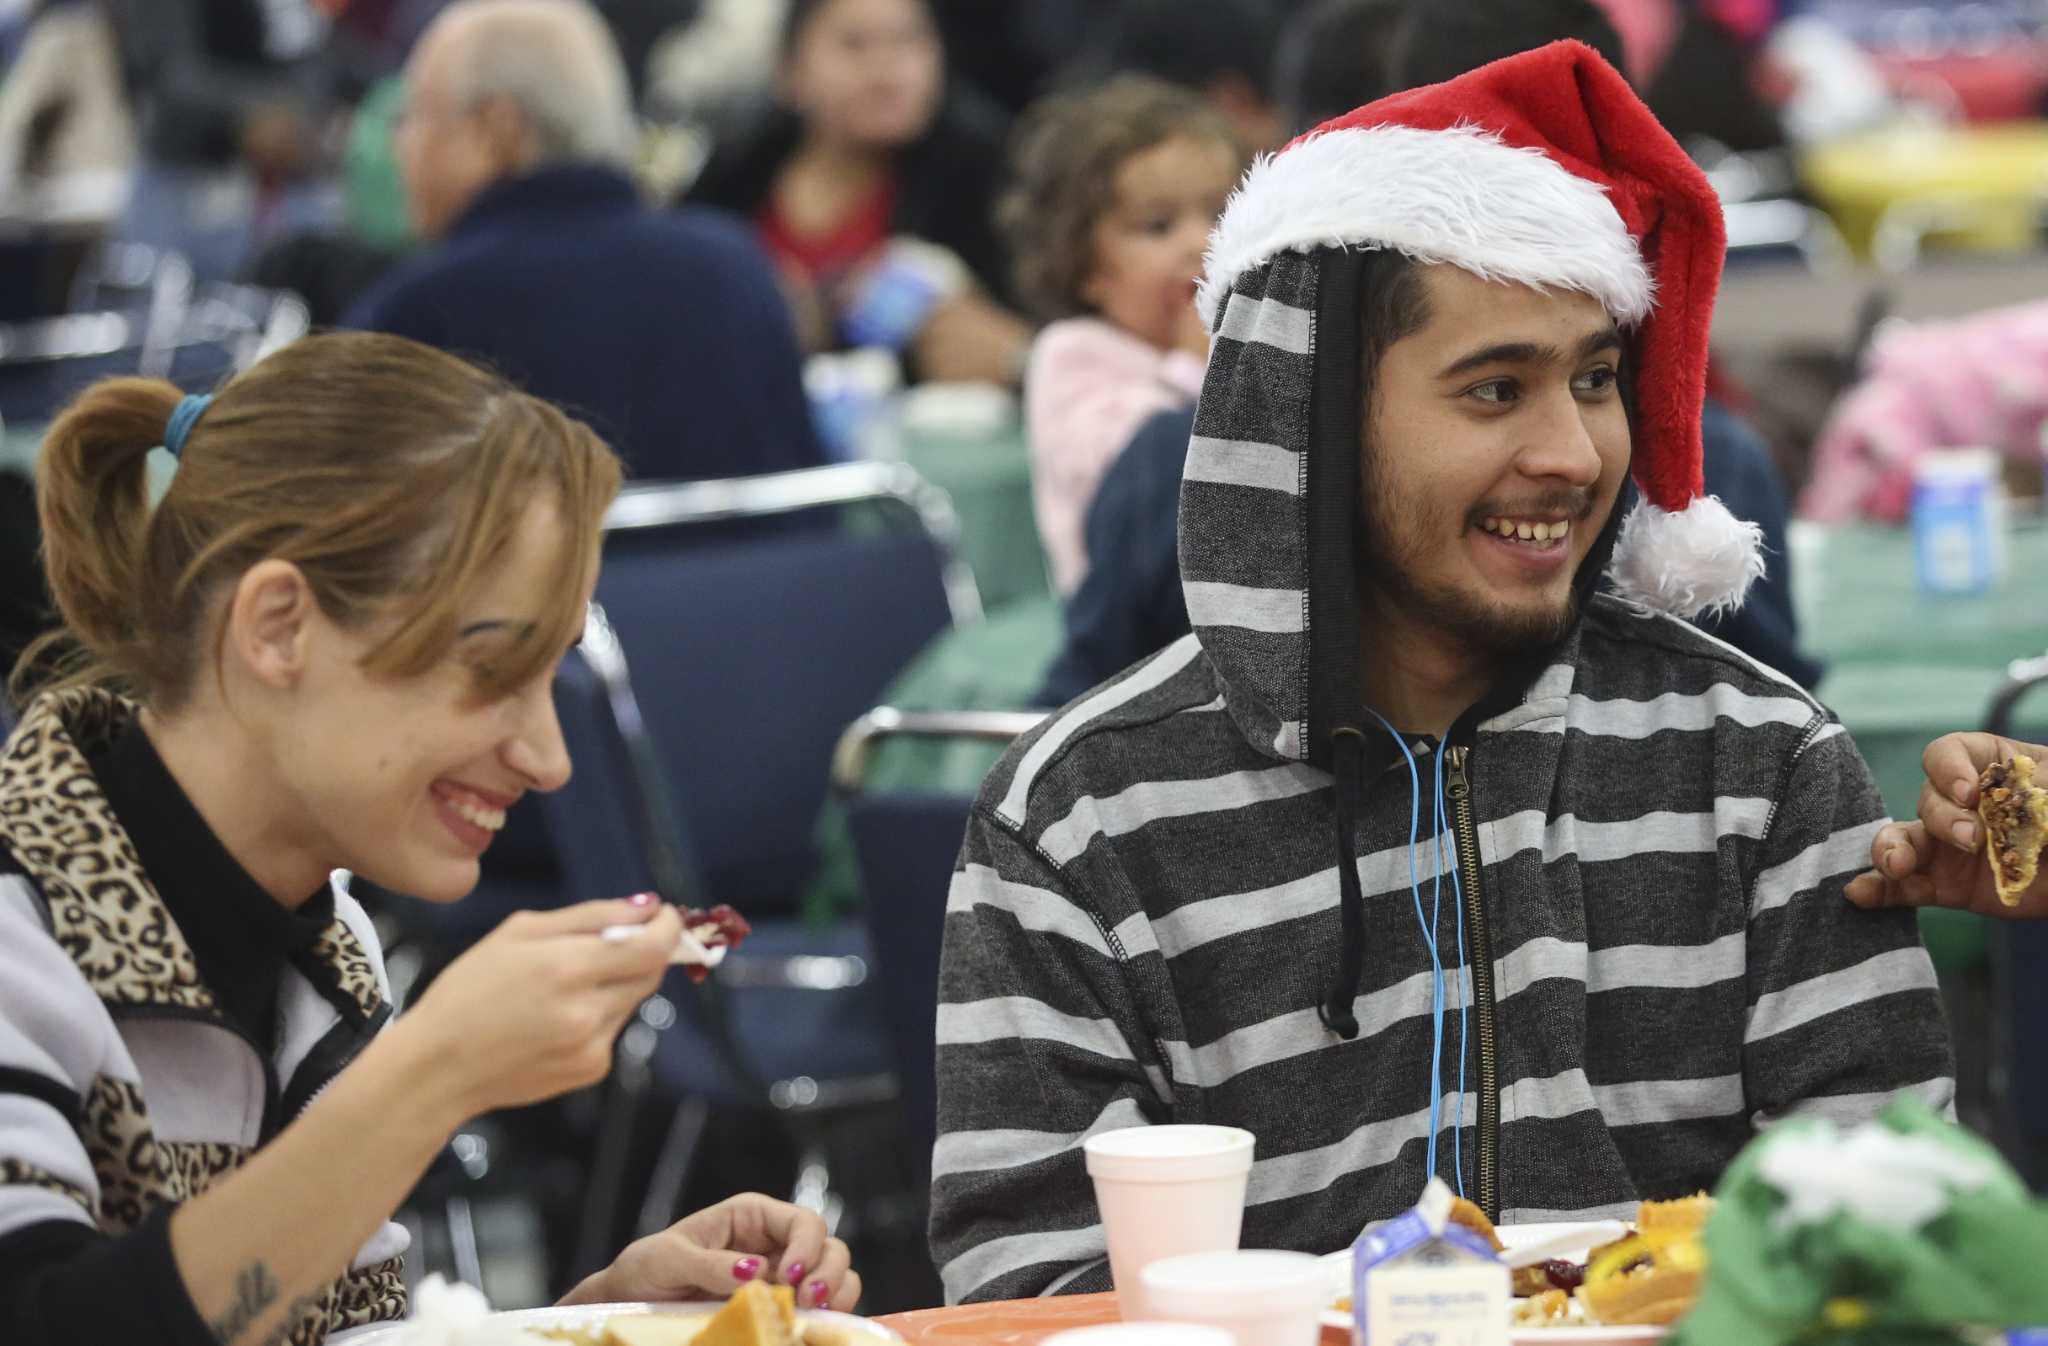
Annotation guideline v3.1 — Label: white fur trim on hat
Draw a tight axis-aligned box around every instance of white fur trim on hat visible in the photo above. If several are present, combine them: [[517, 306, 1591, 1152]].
[[1606, 494, 1765, 621], [1197, 123, 1655, 327]]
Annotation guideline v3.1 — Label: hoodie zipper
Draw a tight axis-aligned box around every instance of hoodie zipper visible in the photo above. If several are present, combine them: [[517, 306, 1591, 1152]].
[[1444, 745, 1500, 1221]]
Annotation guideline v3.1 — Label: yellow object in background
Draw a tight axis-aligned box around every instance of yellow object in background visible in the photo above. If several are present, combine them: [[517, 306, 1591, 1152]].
[[1803, 122, 2048, 264]]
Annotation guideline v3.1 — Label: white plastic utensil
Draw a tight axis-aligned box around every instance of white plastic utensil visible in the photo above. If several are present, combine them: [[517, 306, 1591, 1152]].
[[1500, 1220, 1628, 1269], [599, 919, 728, 968]]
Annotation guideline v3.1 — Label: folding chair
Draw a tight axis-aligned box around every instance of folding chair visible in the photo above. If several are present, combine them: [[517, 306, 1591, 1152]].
[[831, 708, 1043, 1188], [542, 461, 981, 1272], [0, 309, 148, 422], [0, 244, 307, 423]]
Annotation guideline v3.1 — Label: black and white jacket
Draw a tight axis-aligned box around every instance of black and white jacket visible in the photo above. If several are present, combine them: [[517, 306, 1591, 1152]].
[[929, 247, 1954, 1305], [0, 689, 408, 1344]]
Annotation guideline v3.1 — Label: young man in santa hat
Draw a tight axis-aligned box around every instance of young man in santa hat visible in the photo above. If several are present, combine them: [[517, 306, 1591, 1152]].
[[930, 41, 1953, 1304]]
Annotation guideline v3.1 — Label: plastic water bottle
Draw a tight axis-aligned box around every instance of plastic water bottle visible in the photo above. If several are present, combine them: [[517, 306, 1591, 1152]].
[[803, 348, 902, 462], [839, 238, 967, 351], [1910, 447, 2008, 596]]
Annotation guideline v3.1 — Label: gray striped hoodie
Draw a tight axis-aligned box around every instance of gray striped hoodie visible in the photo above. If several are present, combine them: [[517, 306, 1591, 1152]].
[[929, 247, 1954, 1304]]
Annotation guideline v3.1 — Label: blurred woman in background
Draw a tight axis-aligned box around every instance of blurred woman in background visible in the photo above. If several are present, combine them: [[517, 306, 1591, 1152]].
[[686, 0, 1028, 384]]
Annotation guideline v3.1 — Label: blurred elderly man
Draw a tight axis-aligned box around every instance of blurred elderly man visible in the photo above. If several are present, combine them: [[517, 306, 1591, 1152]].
[[345, 0, 824, 481]]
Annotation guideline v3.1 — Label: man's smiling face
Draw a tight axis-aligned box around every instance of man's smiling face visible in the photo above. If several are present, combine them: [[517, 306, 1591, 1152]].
[[1359, 262, 1632, 655]]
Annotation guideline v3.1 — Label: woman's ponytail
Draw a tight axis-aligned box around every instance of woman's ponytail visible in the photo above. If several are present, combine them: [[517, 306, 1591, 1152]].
[[12, 377, 182, 699]]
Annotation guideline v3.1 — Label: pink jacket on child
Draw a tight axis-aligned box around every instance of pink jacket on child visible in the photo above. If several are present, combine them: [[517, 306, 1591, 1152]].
[[1799, 299, 2048, 523], [1026, 316, 1207, 595]]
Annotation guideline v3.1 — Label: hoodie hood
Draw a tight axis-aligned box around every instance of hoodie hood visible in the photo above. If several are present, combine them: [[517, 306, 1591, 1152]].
[[1177, 244, 1623, 776]]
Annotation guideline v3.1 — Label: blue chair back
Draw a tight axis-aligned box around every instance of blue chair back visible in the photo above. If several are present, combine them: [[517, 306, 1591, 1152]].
[[2004, 921, 2048, 1188], [845, 789, 975, 1186], [588, 520, 954, 912]]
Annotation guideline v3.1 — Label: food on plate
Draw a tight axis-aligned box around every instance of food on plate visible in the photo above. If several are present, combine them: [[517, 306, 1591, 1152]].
[[1334, 1194, 1716, 1331], [1447, 1197, 1503, 1250], [533, 1283, 857, 1346], [1635, 1194, 1713, 1237], [1575, 1197, 1711, 1328], [693, 1282, 796, 1346], [1978, 754, 2048, 907], [1509, 1289, 1584, 1326]]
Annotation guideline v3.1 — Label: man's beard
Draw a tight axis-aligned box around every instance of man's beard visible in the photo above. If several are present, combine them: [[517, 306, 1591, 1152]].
[[1358, 452, 1598, 657]]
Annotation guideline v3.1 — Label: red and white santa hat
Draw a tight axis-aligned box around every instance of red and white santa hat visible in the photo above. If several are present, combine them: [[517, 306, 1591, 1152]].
[[1196, 39, 1763, 620]]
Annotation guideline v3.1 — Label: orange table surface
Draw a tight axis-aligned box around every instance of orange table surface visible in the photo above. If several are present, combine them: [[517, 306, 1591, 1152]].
[[874, 1294, 1350, 1346]]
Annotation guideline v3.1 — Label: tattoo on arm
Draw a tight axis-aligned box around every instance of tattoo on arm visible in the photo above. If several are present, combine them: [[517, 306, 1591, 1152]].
[[254, 1286, 333, 1346], [209, 1262, 280, 1343]]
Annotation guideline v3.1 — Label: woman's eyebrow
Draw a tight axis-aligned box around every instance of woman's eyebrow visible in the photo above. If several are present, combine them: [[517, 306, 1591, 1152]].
[[458, 619, 540, 640]]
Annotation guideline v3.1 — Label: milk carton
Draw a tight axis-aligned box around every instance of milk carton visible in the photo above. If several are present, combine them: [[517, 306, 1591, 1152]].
[[1351, 1180, 1509, 1346]]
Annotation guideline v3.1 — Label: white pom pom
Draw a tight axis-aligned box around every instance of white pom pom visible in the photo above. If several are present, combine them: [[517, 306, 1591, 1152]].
[[1606, 495, 1766, 621]]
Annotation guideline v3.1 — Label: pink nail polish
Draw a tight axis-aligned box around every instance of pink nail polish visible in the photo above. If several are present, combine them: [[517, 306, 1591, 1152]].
[[783, 1262, 806, 1286], [628, 891, 658, 907], [808, 1280, 829, 1307], [733, 1257, 761, 1282]]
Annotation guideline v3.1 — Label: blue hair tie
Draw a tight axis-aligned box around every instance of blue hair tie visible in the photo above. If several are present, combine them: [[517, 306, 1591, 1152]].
[[164, 393, 213, 459]]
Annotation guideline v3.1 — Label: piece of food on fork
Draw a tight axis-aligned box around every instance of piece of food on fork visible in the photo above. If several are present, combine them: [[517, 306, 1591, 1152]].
[[601, 900, 753, 982]]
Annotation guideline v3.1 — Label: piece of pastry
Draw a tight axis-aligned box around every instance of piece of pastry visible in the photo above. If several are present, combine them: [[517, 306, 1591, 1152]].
[[1979, 754, 2048, 908], [1577, 1227, 1707, 1327], [1636, 1193, 1713, 1236], [1447, 1196, 1504, 1251], [1578, 1262, 1702, 1327], [668, 1283, 795, 1346]]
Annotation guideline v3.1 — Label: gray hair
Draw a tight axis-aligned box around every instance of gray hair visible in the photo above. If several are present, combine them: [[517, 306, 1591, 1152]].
[[439, 0, 638, 168]]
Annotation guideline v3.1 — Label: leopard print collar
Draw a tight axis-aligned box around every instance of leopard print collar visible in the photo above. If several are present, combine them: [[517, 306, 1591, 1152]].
[[0, 689, 384, 1024]]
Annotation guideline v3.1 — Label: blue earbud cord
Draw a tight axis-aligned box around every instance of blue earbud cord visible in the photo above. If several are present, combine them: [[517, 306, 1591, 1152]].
[[1361, 708, 1448, 1187]]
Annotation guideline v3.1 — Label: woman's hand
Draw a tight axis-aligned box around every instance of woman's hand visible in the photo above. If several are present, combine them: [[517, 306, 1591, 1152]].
[[399, 896, 682, 1118], [1844, 732, 2048, 919], [562, 1194, 861, 1312]]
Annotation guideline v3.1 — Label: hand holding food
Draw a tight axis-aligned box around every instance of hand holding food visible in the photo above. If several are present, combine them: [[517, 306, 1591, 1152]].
[[1845, 733, 2048, 919], [397, 896, 682, 1118]]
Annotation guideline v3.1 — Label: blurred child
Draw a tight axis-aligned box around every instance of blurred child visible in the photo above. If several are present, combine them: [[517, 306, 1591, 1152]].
[[999, 74, 1241, 596]]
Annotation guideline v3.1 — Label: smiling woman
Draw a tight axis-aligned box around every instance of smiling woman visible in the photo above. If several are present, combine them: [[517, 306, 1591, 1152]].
[[0, 332, 862, 1346]]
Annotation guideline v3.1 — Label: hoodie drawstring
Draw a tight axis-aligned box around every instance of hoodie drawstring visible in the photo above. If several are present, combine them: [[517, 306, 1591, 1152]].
[[1318, 727, 1369, 1038]]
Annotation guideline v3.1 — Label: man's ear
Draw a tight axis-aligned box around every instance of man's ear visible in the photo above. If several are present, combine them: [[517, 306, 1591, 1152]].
[[223, 560, 317, 692], [478, 95, 535, 170]]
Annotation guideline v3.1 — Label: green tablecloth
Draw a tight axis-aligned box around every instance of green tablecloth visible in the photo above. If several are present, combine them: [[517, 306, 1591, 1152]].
[[898, 425, 1048, 612], [1801, 518, 2048, 827], [1796, 521, 2048, 973]]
